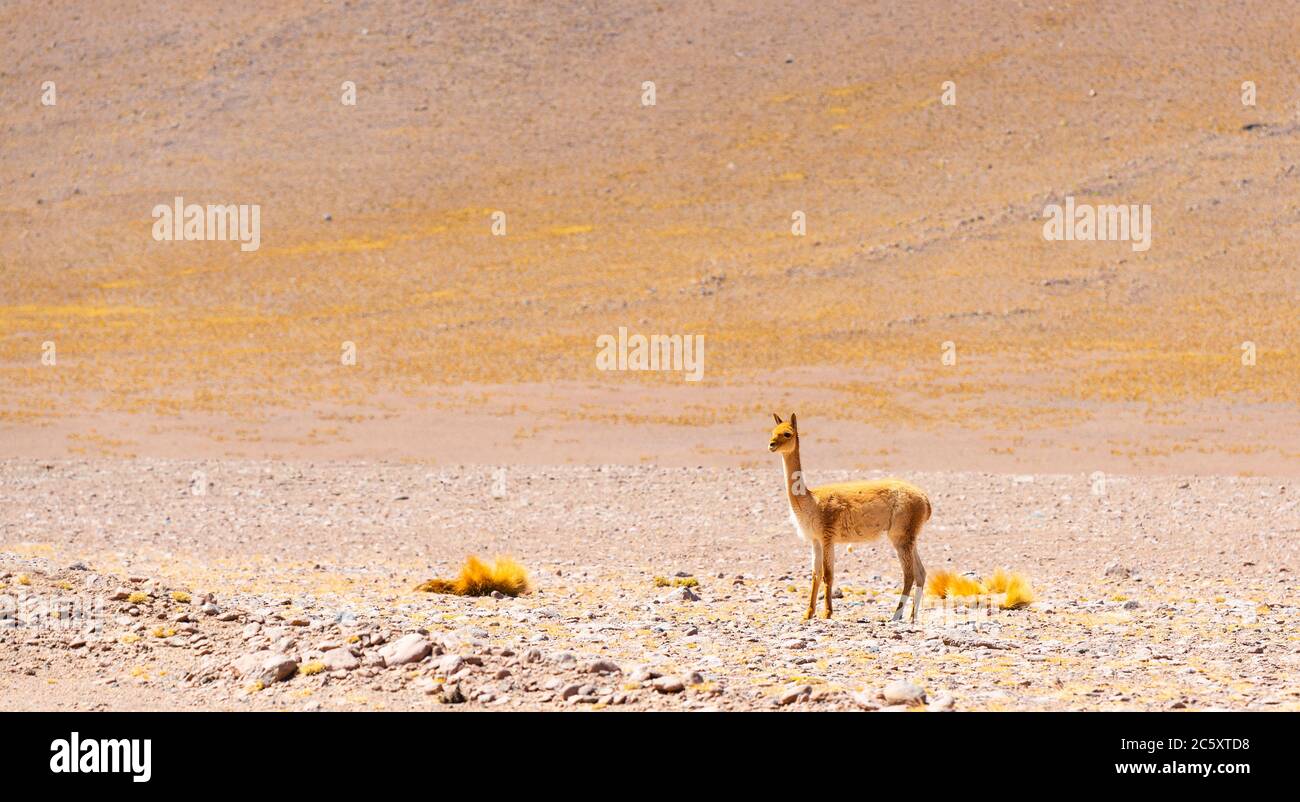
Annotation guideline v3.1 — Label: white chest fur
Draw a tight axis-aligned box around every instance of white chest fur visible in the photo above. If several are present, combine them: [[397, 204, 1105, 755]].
[[787, 506, 818, 543]]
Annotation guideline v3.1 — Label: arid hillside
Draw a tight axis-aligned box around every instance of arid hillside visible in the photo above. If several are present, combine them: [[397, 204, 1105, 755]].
[[2, 0, 1298, 472]]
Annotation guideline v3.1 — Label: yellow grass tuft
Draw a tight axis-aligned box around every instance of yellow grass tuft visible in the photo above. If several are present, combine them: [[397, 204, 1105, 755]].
[[1000, 572, 1035, 609], [127, 591, 148, 604], [653, 576, 698, 588], [299, 661, 326, 676], [984, 568, 1011, 594], [171, 590, 191, 603], [17, 574, 31, 586], [926, 570, 986, 598], [927, 568, 1034, 609], [415, 555, 530, 597]]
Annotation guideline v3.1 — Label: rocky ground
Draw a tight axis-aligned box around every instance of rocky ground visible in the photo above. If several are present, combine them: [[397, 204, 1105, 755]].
[[1, 459, 1296, 711]]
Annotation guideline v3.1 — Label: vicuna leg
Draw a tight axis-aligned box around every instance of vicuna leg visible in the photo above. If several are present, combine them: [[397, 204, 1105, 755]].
[[890, 540, 915, 622], [804, 541, 824, 621], [822, 542, 835, 619], [910, 547, 926, 624]]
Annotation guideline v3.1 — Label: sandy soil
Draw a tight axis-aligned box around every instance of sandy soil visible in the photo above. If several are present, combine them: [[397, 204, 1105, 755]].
[[2, 459, 1296, 711]]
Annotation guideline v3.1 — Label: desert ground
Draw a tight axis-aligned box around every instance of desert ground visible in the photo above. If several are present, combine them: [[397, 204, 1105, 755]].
[[1, 1, 1298, 710], [2, 461, 1297, 711]]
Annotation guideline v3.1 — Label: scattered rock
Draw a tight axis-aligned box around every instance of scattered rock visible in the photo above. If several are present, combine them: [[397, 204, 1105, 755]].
[[881, 680, 926, 706], [652, 676, 685, 694], [232, 651, 298, 684], [379, 633, 432, 666], [927, 692, 955, 712], [848, 689, 879, 711], [779, 684, 812, 705], [438, 654, 465, 676], [322, 648, 360, 672]]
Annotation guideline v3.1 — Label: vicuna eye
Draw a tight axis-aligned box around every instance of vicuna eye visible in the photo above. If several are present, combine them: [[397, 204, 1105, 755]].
[[783, 432, 792, 438]]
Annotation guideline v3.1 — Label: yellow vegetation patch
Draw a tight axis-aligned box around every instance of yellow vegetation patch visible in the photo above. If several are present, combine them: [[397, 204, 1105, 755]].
[[127, 591, 149, 604], [653, 576, 699, 588], [299, 661, 326, 676], [1001, 573, 1035, 609], [415, 555, 530, 597], [171, 591, 191, 603], [926, 570, 986, 597], [17, 574, 31, 586], [927, 568, 1034, 609]]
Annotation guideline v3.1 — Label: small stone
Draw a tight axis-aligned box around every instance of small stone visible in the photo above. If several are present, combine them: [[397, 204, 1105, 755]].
[[848, 690, 879, 711], [584, 658, 621, 674], [629, 665, 662, 682], [882, 680, 926, 706], [438, 654, 466, 676], [232, 651, 297, 684], [927, 692, 955, 712], [379, 633, 432, 666], [441, 683, 466, 704], [1104, 563, 1131, 579], [779, 684, 812, 705], [322, 647, 360, 671], [652, 676, 685, 694], [659, 586, 700, 603], [1123, 600, 1140, 610]]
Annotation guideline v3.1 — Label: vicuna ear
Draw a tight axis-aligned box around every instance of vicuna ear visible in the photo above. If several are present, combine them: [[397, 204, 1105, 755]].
[[772, 413, 782, 424], [789, 412, 798, 430]]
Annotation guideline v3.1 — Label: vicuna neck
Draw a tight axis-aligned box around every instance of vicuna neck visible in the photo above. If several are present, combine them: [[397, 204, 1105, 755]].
[[781, 442, 817, 516]]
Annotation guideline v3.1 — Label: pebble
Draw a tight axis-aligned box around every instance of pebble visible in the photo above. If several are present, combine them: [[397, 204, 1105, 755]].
[[322, 648, 360, 671], [652, 676, 685, 694], [881, 680, 926, 706], [379, 633, 433, 666], [779, 684, 812, 705], [438, 654, 466, 676], [927, 692, 956, 712]]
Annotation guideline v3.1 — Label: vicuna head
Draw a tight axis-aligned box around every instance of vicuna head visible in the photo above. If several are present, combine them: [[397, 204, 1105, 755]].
[[768, 412, 798, 454]]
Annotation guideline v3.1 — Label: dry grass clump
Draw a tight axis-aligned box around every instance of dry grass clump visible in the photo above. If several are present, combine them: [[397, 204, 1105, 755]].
[[653, 576, 699, 588], [926, 570, 987, 598], [927, 568, 1034, 609], [415, 555, 530, 597]]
